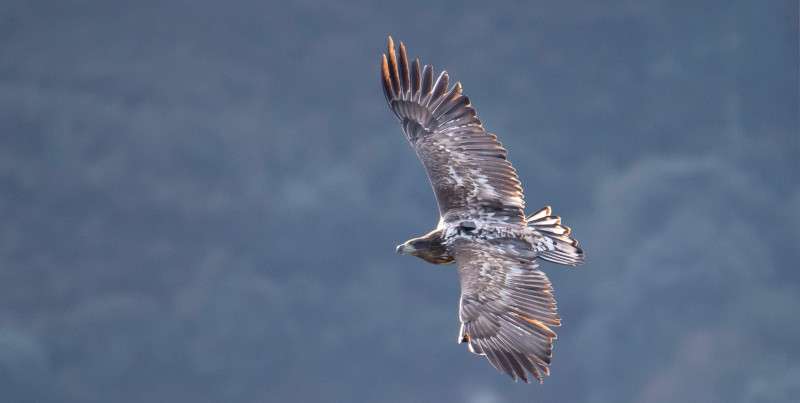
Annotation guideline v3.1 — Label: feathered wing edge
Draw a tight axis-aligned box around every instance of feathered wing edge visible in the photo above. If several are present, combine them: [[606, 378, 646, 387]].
[[454, 242, 560, 384], [527, 206, 585, 266], [381, 37, 526, 224], [381, 37, 477, 134]]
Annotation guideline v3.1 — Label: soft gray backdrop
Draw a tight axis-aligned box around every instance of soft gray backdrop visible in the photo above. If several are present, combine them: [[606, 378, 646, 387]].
[[1, 0, 798, 402]]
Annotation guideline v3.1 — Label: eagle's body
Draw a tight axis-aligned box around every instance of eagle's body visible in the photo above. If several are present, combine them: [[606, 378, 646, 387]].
[[398, 216, 555, 265], [382, 38, 584, 384]]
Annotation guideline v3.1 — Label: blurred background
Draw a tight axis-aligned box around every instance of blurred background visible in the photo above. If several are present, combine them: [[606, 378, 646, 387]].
[[1, 0, 797, 401]]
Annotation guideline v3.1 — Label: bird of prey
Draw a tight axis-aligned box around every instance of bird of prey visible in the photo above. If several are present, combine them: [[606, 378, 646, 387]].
[[382, 37, 585, 383]]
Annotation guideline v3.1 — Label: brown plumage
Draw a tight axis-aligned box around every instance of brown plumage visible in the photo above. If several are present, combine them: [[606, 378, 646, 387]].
[[383, 37, 584, 383]]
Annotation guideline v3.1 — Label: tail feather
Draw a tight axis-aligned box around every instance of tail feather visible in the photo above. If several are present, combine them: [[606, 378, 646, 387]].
[[527, 206, 585, 266]]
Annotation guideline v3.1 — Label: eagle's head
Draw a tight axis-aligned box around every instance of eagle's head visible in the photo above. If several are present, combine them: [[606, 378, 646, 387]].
[[396, 231, 455, 265], [396, 238, 428, 256]]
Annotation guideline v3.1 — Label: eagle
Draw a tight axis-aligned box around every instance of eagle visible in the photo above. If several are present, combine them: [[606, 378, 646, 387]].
[[382, 38, 585, 383]]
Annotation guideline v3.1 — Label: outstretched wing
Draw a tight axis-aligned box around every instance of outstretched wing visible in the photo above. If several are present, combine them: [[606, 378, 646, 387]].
[[382, 38, 525, 225], [452, 239, 560, 383]]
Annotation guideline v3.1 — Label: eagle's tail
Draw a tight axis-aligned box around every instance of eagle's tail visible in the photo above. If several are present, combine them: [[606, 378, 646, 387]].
[[526, 206, 585, 266]]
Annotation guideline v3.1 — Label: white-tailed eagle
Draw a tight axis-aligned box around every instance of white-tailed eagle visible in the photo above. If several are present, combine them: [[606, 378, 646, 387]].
[[382, 37, 585, 383]]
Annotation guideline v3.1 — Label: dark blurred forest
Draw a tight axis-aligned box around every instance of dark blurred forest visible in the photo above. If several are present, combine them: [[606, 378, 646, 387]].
[[1, 0, 798, 401]]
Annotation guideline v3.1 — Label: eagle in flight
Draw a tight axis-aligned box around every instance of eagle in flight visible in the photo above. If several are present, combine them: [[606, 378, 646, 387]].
[[382, 38, 585, 383]]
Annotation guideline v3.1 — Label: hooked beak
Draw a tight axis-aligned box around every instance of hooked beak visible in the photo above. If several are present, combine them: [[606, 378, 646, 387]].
[[396, 243, 415, 255]]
